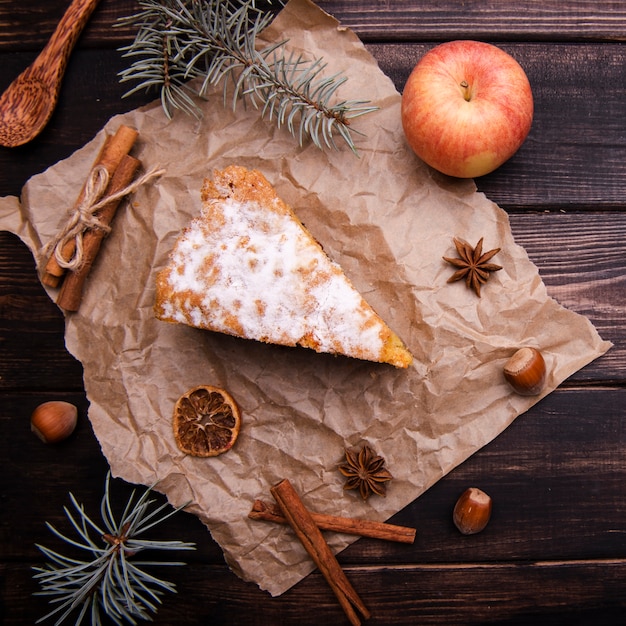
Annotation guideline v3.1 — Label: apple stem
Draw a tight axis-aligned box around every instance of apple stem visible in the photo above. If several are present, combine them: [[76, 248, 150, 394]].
[[460, 80, 472, 102]]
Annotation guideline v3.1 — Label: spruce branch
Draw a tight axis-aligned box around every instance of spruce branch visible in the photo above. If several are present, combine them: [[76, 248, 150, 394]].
[[117, 0, 377, 154], [33, 472, 195, 625]]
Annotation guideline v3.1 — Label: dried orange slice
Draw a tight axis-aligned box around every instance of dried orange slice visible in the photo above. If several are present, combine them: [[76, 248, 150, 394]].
[[173, 385, 241, 457]]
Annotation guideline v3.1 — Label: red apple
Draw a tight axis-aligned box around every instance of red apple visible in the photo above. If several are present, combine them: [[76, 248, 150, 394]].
[[401, 40, 533, 178]]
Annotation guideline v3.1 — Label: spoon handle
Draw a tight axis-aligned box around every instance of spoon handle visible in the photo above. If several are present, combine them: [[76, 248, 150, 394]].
[[35, 0, 102, 76]]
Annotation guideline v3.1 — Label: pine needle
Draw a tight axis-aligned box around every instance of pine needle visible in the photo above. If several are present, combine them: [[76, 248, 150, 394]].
[[116, 0, 377, 154], [33, 472, 195, 625]]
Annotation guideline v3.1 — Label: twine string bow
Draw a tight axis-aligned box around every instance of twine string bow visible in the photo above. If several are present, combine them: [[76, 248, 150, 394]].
[[48, 163, 164, 272]]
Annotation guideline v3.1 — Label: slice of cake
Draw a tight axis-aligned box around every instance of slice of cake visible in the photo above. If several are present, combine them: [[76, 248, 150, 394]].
[[154, 165, 412, 369]]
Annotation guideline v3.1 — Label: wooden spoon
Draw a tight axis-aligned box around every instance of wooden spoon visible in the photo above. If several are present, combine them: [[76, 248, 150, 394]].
[[0, 0, 101, 148]]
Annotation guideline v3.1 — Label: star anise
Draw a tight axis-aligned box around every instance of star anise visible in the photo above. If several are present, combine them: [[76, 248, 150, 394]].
[[443, 237, 502, 297], [338, 445, 393, 500]]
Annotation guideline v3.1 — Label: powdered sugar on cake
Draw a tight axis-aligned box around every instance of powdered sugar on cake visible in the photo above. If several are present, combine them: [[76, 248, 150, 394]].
[[159, 195, 385, 358], [155, 166, 413, 368]]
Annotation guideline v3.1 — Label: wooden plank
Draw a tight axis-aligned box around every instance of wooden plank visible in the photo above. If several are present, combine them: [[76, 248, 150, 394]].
[[316, 0, 626, 42], [0, 0, 136, 50], [2, 383, 625, 563], [0, 390, 226, 562], [3, 391, 626, 624], [509, 213, 623, 379], [0, 2, 623, 625], [3, 0, 626, 50], [396, 387, 626, 563], [0, 49, 147, 199], [0, 0, 280, 51], [367, 41, 626, 208], [0, 232, 83, 389], [3, 41, 626, 207], [5, 557, 626, 624]]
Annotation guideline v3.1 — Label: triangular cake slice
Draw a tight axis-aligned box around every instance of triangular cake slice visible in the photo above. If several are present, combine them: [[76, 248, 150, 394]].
[[155, 165, 412, 369]]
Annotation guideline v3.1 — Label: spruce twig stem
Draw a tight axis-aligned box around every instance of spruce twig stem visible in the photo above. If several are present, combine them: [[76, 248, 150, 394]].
[[117, 0, 377, 154], [33, 472, 195, 625]]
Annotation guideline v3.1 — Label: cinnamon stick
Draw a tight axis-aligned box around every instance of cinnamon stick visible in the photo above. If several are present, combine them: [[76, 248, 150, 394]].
[[42, 124, 139, 287], [270, 479, 370, 626], [55, 154, 141, 311], [249, 500, 416, 544]]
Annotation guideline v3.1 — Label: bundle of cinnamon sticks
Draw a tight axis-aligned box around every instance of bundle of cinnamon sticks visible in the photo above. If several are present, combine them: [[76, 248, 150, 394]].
[[250, 479, 417, 625], [42, 124, 143, 311]]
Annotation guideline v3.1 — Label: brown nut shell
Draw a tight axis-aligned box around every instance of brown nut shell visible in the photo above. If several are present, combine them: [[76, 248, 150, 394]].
[[31, 401, 78, 443], [453, 487, 492, 535], [503, 347, 546, 396]]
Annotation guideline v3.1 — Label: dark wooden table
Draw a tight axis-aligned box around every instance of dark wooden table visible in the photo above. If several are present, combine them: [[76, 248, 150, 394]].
[[2, 1, 626, 624]]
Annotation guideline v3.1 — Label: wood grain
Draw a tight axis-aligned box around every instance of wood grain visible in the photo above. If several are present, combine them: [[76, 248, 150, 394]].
[[2, 388, 626, 624], [316, 0, 626, 42], [4, 1, 626, 49], [1, 1, 626, 624], [3, 42, 626, 208]]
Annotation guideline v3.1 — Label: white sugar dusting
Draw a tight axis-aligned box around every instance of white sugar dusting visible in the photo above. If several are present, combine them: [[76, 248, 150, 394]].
[[164, 197, 384, 357]]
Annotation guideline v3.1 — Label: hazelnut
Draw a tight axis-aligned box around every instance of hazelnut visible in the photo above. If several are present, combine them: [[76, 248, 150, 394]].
[[453, 487, 492, 535], [503, 347, 546, 396], [30, 401, 78, 444]]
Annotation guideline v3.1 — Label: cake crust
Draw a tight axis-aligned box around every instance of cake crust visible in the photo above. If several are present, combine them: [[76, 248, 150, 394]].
[[155, 165, 412, 368]]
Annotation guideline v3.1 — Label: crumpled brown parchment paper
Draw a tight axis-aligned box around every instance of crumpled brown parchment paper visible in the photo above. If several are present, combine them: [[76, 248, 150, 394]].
[[0, 0, 611, 596]]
